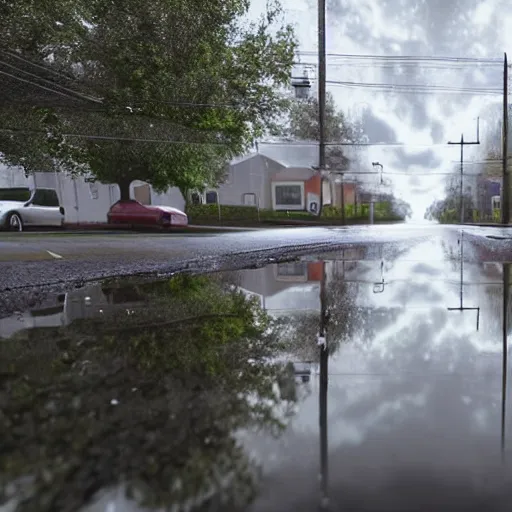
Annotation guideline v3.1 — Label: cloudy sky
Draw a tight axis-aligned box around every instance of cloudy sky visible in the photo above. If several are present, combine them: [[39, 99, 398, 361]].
[[251, 0, 511, 219]]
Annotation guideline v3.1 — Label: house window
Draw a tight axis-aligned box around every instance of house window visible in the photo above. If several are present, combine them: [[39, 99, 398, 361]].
[[205, 191, 218, 204], [276, 262, 307, 276], [492, 196, 501, 210], [190, 192, 202, 205], [243, 193, 257, 206], [89, 182, 99, 200], [272, 182, 304, 210]]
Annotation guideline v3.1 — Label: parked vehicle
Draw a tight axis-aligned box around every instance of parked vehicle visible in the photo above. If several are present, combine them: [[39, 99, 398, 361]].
[[107, 199, 188, 228], [0, 187, 65, 232]]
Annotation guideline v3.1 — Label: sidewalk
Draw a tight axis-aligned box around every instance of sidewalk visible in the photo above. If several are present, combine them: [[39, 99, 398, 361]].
[[61, 223, 263, 233]]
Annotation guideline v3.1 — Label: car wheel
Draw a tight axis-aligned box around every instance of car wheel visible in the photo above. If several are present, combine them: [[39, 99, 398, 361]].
[[6, 212, 23, 232]]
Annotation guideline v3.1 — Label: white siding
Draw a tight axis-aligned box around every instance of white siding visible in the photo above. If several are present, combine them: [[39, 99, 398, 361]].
[[0, 165, 185, 224]]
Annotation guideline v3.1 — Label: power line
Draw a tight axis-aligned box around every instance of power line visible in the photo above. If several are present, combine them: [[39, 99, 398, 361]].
[[258, 140, 454, 147], [1, 51, 241, 110], [296, 51, 502, 63], [0, 59, 102, 104], [295, 61, 501, 70], [0, 127, 229, 145], [290, 76, 501, 94], [0, 69, 92, 104], [327, 80, 502, 95], [1, 50, 78, 83]]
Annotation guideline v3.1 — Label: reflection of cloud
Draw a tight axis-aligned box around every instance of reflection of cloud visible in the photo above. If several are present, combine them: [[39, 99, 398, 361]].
[[392, 282, 445, 304], [247, 236, 506, 511]]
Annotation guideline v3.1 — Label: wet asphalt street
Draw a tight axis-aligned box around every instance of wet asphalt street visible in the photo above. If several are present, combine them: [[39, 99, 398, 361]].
[[1, 223, 512, 317]]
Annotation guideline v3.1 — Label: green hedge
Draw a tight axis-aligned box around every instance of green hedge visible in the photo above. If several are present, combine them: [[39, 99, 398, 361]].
[[186, 202, 405, 224]]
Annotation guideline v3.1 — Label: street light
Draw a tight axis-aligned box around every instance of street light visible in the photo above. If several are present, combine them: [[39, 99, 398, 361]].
[[372, 162, 384, 185]]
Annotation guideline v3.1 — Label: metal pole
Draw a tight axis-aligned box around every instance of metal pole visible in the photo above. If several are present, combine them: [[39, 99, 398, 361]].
[[460, 231, 463, 309], [319, 261, 328, 510], [318, 0, 326, 216], [502, 53, 509, 225], [340, 178, 346, 224], [460, 134, 464, 224]]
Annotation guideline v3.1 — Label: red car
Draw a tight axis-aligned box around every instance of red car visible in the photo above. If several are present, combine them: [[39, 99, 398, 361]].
[[107, 200, 188, 228]]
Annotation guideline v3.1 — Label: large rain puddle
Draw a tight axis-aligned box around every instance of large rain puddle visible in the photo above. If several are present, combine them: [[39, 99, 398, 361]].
[[1, 233, 512, 511]]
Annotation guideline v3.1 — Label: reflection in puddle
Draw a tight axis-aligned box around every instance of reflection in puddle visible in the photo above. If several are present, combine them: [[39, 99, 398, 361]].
[[0, 235, 511, 511]]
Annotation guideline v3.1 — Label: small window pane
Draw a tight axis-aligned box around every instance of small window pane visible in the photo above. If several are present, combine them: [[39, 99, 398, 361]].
[[275, 185, 302, 206], [276, 262, 307, 276], [32, 189, 59, 207], [243, 193, 256, 206], [89, 183, 99, 200], [206, 191, 218, 204]]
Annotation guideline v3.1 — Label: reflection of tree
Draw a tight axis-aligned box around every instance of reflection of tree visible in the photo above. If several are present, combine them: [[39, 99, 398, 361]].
[[278, 274, 362, 361], [0, 275, 295, 512]]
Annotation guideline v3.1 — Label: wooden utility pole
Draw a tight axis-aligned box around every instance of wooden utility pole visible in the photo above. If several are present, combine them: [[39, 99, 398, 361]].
[[318, 0, 326, 217], [447, 231, 480, 329], [502, 53, 509, 225], [448, 119, 480, 224]]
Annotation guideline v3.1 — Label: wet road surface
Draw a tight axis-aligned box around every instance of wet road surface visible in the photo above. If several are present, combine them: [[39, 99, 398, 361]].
[[1, 225, 512, 511], [1, 223, 512, 317]]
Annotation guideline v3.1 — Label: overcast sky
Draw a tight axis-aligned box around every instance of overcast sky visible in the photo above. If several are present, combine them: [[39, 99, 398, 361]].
[[251, 0, 511, 219]]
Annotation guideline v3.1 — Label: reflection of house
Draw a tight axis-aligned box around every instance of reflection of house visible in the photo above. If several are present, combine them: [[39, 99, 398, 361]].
[[237, 250, 366, 316], [0, 284, 147, 339], [238, 262, 323, 314], [0, 296, 66, 338]]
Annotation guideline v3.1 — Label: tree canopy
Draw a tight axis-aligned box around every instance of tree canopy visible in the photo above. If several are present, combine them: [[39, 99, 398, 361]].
[[282, 92, 365, 172], [0, 0, 297, 198], [424, 174, 475, 223]]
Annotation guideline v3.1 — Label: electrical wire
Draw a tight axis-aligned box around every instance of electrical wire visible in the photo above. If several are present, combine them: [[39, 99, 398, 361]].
[[258, 140, 454, 147], [0, 69, 92, 104], [1, 50, 78, 82], [0, 127, 229, 145], [327, 80, 502, 95], [296, 51, 502, 63], [0, 59, 102, 104]]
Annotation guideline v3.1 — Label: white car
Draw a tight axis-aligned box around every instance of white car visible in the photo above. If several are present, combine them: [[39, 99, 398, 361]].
[[0, 187, 65, 232]]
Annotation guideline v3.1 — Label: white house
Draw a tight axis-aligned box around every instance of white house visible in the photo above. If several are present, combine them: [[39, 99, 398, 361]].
[[0, 164, 185, 224]]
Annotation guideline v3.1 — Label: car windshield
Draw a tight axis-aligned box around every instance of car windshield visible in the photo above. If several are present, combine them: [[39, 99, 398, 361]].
[[0, 188, 31, 202]]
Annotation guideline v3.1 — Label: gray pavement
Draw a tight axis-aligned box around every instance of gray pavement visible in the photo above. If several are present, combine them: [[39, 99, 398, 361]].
[[1, 223, 511, 317]]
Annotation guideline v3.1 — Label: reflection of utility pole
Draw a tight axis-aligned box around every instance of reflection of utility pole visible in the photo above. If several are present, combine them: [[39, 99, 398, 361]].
[[317, 0, 326, 216], [447, 231, 480, 329], [501, 263, 509, 460], [318, 260, 329, 510], [448, 119, 480, 224]]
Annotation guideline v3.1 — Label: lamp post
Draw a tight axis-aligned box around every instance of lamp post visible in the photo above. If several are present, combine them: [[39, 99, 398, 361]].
[[372, 162, 384, 185]]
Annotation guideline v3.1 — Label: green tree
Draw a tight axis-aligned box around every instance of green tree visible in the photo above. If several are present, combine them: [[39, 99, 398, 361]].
[[424, 175, 474, 223], [284, 92, 364, 171], [0, 0, 297, 199], [0, 274, 296, 511]]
